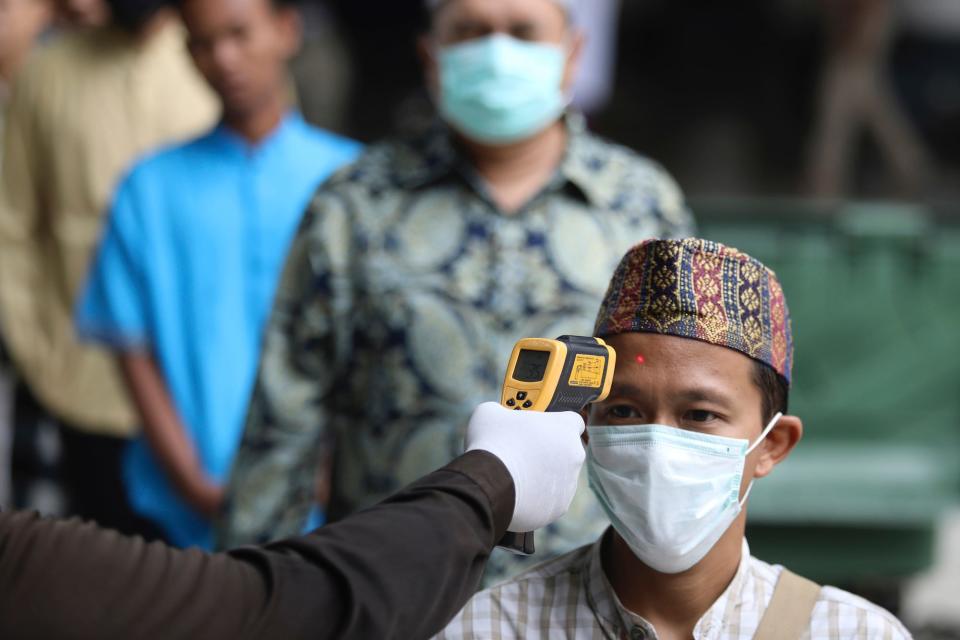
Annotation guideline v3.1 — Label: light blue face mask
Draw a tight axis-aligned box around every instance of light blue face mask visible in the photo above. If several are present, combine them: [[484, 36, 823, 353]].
[[587, 413, 782, 574], [437, 34, 568, 145]]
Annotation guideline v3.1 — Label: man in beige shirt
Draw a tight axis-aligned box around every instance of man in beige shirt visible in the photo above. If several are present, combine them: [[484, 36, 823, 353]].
[[0, 0, 216, 530]]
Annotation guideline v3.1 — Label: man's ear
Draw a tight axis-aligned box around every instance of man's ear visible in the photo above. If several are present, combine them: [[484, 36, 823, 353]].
[[277, 6, 304, 60], [752, 415, 802, 479]]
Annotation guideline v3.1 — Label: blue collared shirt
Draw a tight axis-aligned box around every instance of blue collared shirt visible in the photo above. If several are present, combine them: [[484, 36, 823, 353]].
[[77, 113, 361, 548]]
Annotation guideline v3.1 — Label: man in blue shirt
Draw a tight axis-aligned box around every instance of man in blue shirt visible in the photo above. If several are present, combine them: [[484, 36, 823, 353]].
[[75, 0, 360, 548]]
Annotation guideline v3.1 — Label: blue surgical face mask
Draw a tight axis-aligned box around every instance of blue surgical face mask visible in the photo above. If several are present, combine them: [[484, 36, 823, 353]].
[[587, 413, 782, 574], [437, 34, 568, 145]]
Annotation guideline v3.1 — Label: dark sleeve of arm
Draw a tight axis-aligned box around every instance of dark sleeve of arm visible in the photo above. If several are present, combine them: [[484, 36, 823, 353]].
[[0, 450, 513, 640]]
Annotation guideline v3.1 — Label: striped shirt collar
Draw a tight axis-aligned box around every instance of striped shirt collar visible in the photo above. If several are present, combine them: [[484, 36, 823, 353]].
[[584, 530, 754, 640], [437, 529, 909, 639]]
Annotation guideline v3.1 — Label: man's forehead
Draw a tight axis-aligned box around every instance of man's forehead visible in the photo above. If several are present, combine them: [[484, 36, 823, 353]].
[[607, 333, 757, 390], [606, 379, 740, 412]]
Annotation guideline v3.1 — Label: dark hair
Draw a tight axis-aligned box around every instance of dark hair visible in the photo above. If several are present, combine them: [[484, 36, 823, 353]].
[[106, 0, 173, 30], [752, 360, 789, 424]]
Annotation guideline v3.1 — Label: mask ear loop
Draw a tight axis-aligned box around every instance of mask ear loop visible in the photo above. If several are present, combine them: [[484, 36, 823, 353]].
[[556, 30, 579, 109], [745, 411, 782, 456], [738, 412, 783, 507]]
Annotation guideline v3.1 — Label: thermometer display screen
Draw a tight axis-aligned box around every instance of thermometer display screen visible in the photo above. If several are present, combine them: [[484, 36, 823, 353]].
[[514, 349, 550, 382]]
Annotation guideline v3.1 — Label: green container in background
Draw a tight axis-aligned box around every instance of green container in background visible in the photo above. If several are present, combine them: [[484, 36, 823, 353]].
[[695, 198, 960, 585]]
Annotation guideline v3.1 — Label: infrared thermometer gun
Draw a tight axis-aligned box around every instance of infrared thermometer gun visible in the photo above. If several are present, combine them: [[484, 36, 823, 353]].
[[497, 335, 616, 555]]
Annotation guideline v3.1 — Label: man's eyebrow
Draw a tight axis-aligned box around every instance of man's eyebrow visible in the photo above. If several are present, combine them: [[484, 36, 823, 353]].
[[672, 387, 737, 408], [510, 20, 539, 32], [450, 19, 492, 34], [606, 381, 646, 399], [605, 382, 736, 408]]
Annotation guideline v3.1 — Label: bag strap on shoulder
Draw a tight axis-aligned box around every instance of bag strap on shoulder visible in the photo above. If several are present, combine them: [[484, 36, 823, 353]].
[[753, 568, 821, 640]]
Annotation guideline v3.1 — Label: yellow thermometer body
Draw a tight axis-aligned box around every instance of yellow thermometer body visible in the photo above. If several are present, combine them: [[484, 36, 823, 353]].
[[501, 336, 616, 413], [497, 335, 616, 556]]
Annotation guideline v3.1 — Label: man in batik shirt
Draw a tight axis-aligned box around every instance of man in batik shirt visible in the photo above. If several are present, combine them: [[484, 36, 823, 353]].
[[218, 0, 694, 580], [439, 239, 910, 639]]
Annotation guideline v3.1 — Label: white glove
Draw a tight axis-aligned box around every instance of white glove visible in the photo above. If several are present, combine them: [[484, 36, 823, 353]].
[[465, 402, 586, 533]]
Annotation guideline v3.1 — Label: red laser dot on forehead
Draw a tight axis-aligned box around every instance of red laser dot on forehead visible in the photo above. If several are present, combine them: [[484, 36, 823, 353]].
[[635, 354, 646, 365]]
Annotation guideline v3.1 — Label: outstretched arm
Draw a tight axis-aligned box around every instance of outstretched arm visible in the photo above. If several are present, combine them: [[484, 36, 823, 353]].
[[0, 451, 512, 640]]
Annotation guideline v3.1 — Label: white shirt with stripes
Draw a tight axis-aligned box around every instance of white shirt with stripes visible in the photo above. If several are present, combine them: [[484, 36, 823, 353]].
[[437, 531, 911, 640]]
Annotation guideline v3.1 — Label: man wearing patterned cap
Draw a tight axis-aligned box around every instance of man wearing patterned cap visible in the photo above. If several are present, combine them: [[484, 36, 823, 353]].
[[218, 0, 693, 580], [440, 238, 910, 639]]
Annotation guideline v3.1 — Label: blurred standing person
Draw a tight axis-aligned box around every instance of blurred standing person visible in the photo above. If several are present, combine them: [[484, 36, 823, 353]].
[[219, 0, 693, 581], [75, 0, 360, 548], [0, 0, 217, 530], [0, 0, 53, 508], [807, 0, 932, 198]]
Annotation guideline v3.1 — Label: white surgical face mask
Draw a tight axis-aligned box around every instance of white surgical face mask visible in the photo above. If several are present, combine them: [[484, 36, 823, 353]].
[[587, 412, 782, 574], [436, 34, 568, 144]]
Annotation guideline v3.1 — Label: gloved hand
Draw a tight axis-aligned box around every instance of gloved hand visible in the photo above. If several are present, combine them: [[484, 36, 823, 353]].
[[465, 402, 586, 533]]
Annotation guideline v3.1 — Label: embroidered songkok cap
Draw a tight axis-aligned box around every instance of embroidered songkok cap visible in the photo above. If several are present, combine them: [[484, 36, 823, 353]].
[[594, 238, 793, 385]]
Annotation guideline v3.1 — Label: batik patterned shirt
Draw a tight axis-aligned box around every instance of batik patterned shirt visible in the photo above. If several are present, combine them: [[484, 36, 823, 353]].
[[217, 116, 694, 578], [437, 534, 912, 639]]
